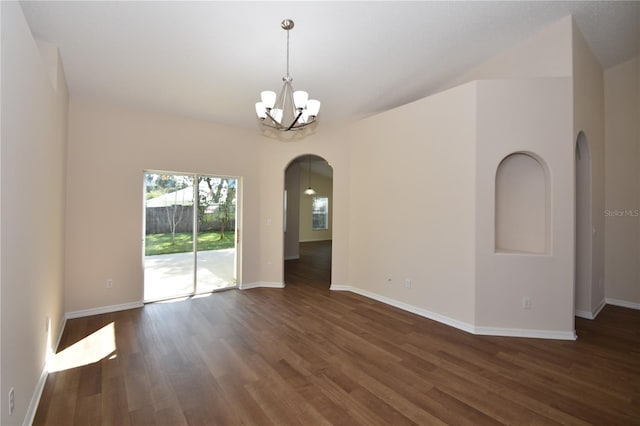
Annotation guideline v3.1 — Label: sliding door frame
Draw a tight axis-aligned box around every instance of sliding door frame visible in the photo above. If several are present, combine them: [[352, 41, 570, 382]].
[[142, 170, 241, 302]]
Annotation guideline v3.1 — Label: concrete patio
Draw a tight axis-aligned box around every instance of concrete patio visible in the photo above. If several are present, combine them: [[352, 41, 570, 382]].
[[144, 248, 235, 301]]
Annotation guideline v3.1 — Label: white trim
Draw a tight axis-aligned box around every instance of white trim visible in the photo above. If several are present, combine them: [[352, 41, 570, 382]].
[[593, 299, 606, 317], [284, 255, 300, 261], [24, 314, 67, 426], [65, 301, 144, 319], [605, 297, 640, 310], [474, 326, 577, 340], [239, 282, 285, 290], [23, 366, 47, 426], [575, 309, 595, 320], [329, 284, 351, 291], [330, 285, 576, 340], [575, 298, 605, 320], [330, 285, 475, 334], [299, 238, 332, 243]]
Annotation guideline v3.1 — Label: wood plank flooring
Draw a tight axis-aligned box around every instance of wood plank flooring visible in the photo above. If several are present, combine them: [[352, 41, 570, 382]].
[[35, 241, 640, 425]]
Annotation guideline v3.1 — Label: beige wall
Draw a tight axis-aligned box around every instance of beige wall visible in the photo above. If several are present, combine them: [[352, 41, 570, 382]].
[[572, 22, 606, 317], [343, 16, 586, 338], [347, 82, 478, 325], [299, 170, 333, 242], [284, 162, 301, 260], [65, 98, 262, 311], [475, 78, 574, 334], [605, 57, 640, 305], [66, 101, 352, 304], [256, 128, 351, 287], [442, 16, 572, 92], [1, 2, 69, 423]]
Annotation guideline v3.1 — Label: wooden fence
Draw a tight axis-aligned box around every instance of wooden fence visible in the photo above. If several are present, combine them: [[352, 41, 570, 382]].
[[145, 205, 235, 235]]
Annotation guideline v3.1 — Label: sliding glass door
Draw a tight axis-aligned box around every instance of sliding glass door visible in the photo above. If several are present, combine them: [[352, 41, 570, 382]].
[[195, 176, 237, 293], [143, 172, 237, 302]]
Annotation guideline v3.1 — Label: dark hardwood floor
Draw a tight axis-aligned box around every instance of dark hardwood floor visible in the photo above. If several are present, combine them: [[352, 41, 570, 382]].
[[35, 241, 640, 425]]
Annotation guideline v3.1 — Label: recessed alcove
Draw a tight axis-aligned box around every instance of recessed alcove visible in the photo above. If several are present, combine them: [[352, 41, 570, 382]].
[[495, 152, 550, 254]]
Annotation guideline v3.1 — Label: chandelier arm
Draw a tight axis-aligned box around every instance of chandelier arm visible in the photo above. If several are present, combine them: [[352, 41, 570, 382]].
[[264, 112, 285, 130], [286, 110, 305, 131], [290, 120, 315, 130]]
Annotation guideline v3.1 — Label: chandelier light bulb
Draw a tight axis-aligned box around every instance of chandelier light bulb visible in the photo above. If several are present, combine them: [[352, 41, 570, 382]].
[[293, 91, 309, 110], [261, 91, 277, 109], [255, 102, 267, 119], [306, 99, 321, 117]]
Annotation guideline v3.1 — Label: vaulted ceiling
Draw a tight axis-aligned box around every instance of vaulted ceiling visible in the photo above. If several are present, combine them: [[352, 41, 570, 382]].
[[21, 1, 640, 129]]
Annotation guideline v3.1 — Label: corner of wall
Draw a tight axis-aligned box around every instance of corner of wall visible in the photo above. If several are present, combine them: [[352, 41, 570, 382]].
[[571, 17, 606, 317], [441, 14, 573, 92], [1, 2, 69, 423]]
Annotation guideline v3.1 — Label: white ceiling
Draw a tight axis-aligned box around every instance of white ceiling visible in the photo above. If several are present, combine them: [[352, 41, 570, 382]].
[[21, 1, 640, 130]]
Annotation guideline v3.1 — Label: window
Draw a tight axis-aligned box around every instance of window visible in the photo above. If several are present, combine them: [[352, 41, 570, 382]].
[[312, 196, 329, 230]]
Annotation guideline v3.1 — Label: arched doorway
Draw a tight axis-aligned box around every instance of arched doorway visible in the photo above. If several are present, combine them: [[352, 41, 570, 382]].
[[283, 155, 333, 287], [575, 132, 593, 317]]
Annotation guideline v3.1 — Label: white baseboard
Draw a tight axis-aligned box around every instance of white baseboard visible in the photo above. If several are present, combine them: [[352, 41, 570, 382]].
[[24, 313, 67, 426], [474, 326, 577, 340], [284, 255, 300, 261], [605, 297, 640, 310], [65, 301, 144, 319], [576, 298, 606, 320], [330, 284, 475, 334], [23, 366, 48, 426], [239, 282, 285, 290], [329, 284, 351, 291], [575, 309, 594, 319], [299, 238, 332, 243], [330, 285, 576, 340]]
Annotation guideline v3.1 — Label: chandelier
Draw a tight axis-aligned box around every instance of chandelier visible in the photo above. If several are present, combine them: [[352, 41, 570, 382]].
[[255, 19, 320, 131]]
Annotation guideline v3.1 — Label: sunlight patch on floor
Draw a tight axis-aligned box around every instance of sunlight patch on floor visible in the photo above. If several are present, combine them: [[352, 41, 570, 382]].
[[47, 322, 116, 372]]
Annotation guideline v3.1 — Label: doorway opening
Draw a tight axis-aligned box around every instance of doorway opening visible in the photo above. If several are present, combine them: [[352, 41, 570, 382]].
[[283, 155, 333, 287], [575, 132, 593, 316], [143, 171, 239, 302]]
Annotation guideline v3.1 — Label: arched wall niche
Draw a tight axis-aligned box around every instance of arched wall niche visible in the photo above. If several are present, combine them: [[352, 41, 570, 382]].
[[495, 151, 551, 254]]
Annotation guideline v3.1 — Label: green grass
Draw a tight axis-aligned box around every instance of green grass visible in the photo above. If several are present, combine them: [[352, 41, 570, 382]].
[[145, 231, 235, 256]]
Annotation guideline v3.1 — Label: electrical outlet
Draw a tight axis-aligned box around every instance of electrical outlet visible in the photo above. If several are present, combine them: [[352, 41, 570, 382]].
[[522, 297, 532, 310], [404, 278, 412, 288], [106, 279, 113, 288], [9, 387, 15, 415]]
